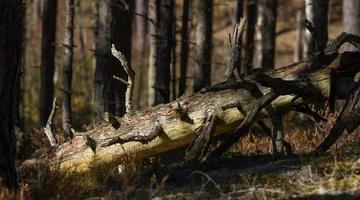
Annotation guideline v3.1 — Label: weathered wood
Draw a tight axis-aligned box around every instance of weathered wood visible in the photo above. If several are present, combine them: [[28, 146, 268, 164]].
[[21, 52, 360, 173]]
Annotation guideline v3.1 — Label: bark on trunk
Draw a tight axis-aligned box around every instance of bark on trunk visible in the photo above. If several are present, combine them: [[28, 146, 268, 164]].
[[234, 0, 243, 24], [94, 0, 133, 121], [0, 0, 23, 187], [294, 11, 304, 62], [148, 0, 174, 106], [21, 52, 360, 173], [255, 0, 277, 69], [62, 0, 75, 138], [135, 0, 148, 108], [193, 0, 213, 92], [39, 0, 58, 126], [178, 0, 190, 97], [343, 0, 360, 51], [135, 0, 148, 53], [148, 0, 158, 106], [303, 0, 329, 58], [242, 0, 257, 75]]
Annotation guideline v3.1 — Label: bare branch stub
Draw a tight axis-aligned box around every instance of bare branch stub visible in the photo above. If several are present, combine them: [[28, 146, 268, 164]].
[[111, 44, 135, 113], [175, 102, 194, 124], [98, 119, 163, 147], [104, 112, 121, 129], [186, 106, 221, 161], [43, 98, 58, 147]]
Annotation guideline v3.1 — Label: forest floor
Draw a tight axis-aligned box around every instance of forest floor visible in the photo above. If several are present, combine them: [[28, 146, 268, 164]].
[[12, 110, 360, 199]]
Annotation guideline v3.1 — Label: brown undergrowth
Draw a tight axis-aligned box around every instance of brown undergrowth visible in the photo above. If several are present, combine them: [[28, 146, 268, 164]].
[[7, 108, 360, 199]]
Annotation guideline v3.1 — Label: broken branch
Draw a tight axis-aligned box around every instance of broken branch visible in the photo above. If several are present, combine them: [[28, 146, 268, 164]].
[[43, 98, 58, 147], [111, 44, 135, 113]]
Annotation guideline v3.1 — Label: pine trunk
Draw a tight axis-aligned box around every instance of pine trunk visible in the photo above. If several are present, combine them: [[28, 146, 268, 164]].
[[39, 0, 58, 126], [193, 0, 213, 92], [62, 0, 75, 138], [255, 0, 277, 69], [303, 0, 329, 58], [178, 0, 190, 97], [343, 0, 360, 51], [242, 0, 257, 75], [0, 0, 23, 187], [21, 52, 360, 173], [148, 0, 174, 106]]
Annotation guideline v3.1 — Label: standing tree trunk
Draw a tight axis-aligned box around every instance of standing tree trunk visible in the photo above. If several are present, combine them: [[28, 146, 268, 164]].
[[171, 15, 177, 101], [235, 0, 243, 24], [148, 0, 174, 106], [303, 0, 329, 58], [242, 0, 257, 75], [178, 0, 190, 97], [294, 11, 304, 62], [77, 0, 91, 119], [343, 0, 360, 51], [94, 0, 133, 121], [148, 0, 158, 106], [135, 0, 148, 53], [135, 0, 148, 108], [193, 0, 213, 92], [62, 0, 74, 138], [0, 0, 23, 187], [40, 0, 58, 126], [255, 0, 277, 69]]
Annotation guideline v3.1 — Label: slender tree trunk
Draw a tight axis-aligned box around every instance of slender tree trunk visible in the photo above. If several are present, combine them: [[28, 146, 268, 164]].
[[135, 0, 148, 53], [193, 0, 213, 92], [148, 0, 158, 106], [148, 0, 174, 106], [255, 0, 277, 69], [294, 11, 304, 62], [0, 0, 23, 187], [343, 0, 360, 51], [178, 0, 190, 97], [303, 0, 329, 58], [62, 0, 75, 138], [94, 0, 133, 121], [242, 0, 257, 75], [77, 0, 91, 119], [39, 0, 58, 126], [135, 0, 148, 109], [235, 0, 243, 24], [171, 16, 177, 101], [32, 0, 42, 32]]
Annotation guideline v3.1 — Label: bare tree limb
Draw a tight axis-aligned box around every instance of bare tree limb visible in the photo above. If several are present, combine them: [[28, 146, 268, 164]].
[[224, 17, 247, 81], [315, 81, 360, 153], [43, 98, 58, 147], [111, 44, 135, 113]]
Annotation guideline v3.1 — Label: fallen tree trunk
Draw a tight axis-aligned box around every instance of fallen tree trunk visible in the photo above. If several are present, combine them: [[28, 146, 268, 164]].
[[21, 52, 360, 173]]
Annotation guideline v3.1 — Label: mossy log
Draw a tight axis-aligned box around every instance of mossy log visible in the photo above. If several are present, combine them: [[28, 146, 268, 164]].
[[21, 52, 360, 173]]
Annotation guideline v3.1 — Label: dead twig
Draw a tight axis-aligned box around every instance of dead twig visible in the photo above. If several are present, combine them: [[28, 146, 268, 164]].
[[43, 98, 58, 147], [111, 44, 135, 113], [224, 17, 247, 81]]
